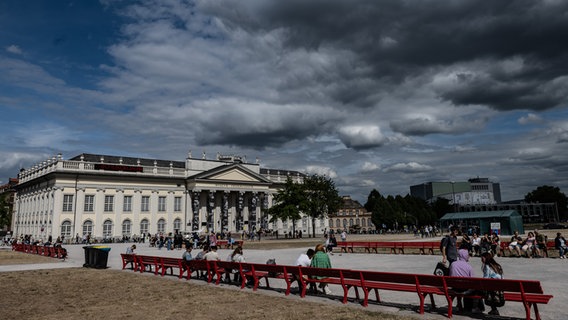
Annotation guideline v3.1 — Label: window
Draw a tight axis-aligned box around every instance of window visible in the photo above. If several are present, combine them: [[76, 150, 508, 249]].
[[329, 219, 334, 228], [342, 219, 347, 227], [361, 218, 366, 227], [157, 218, 166, 233], [356, 218, 360, 226], [336, 219, 340, 228], [349, 218, 354, 227], [158, 196, 166, 212], [122, 219, 131, 236], [104, 195, 114, 212], [82, 220, 93, 236], [103, 219, 113, 237], [84, 195, 94, 212], [63, 195, 73, 212], [141, 196, 150, 212], [123, 196, 132, 212], [174, 196, 182, 212], [173, 218, 181, 231], [140, 219, 149, 235], [61, 220, 72, 237]]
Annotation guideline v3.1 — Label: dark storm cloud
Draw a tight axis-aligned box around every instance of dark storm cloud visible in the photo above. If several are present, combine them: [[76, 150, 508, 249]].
[[203, 0, 568, 111]]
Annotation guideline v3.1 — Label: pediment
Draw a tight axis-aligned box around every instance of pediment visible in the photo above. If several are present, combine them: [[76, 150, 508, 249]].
[[209, 169, 258, 182], [192, 164, 271, 184]]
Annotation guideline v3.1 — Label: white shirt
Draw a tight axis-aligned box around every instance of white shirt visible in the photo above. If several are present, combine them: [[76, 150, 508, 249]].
[[295, 253, 311, 267]]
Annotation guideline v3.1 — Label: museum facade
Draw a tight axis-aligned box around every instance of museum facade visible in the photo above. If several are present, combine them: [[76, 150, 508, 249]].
[[13, 152, 327, 242]]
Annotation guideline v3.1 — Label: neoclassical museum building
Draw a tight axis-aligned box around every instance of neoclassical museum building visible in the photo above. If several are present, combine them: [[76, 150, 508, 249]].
[[13, 152, 327, 242]]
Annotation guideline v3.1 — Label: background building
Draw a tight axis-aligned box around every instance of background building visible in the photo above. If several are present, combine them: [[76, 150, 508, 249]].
[[328, 195, 375, 233], [410, 177, 501, 206], [13, 152, 328, 242]]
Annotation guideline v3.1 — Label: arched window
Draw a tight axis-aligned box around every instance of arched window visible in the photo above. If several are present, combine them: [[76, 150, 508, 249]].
[[140, 219, 149, 235], [336, 219, 340, 228], [157, 218, 166, 233], [349, 218, 354, 227], [173, 218, 181, 232], [356, 218, 360, 226], [329, 219, 334, 228], [122, 219, 131, 237], [361, 218, 366, 227], [342, 219, 347, 227], [103, 219, 113, 238], [82, 220, 93, 236], [61, 220, 72, 237]]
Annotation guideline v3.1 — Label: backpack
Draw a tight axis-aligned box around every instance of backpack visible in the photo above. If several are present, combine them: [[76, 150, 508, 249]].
[[440, 235, 449, 252]]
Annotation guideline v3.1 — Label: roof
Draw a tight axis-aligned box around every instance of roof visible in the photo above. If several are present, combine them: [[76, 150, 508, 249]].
[[440, 210, 520, 220]]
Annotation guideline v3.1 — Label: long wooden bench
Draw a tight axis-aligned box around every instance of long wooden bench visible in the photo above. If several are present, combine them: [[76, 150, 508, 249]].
[[215, 240, 244, 249], [122, 254, 553, 320], [444, 276, 553, 320]]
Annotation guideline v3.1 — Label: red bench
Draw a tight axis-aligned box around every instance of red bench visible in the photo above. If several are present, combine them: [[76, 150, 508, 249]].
[[120, 253, 137, 270], [297, 267, 363, 304], [359, 270, 449, 313], [183, 259, 214, 282], [136, 255, 160, 275], [238, 263, 300, 295], [444, 276, 552, 320], [157, 257, 185, 278]]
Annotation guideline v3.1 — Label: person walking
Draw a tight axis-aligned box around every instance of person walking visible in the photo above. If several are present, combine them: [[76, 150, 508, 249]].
[[442, 226, 459, 265]]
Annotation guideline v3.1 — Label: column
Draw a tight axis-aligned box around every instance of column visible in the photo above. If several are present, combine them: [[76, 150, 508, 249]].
[[191, 191, 201, 231], [249, 193, 258, 231], [221, 191, 229, 232], [207, 190, 215, 232], [115, 189, 124, 238], [236, 192, 244, 232]]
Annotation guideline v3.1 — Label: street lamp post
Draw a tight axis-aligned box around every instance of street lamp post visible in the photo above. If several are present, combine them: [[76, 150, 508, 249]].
[[451, 182, 457, 212]]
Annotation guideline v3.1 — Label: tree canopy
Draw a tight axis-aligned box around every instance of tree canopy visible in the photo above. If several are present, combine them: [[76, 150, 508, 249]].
[[268, 174, 341, 237], [365, 189, 437, 231], [302, 174, 342, 238], [525, 185, 568, 220]]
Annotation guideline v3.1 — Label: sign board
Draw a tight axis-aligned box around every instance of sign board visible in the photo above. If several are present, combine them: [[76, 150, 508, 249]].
[[490, 222, 501, 235]]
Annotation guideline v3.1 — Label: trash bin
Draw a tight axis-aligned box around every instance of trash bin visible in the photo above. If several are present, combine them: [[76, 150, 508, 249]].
[[83, 246, 111, 268]]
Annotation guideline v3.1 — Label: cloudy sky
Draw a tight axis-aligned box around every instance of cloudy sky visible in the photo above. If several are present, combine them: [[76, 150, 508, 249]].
[[1, 0, 568, 203]]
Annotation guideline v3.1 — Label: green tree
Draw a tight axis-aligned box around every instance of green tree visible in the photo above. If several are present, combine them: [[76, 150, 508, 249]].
[[525, 185, 568, 221], [302, 174, 342, 238], [268, 177, 304, 236], [431, 197, 453, 219], [365, 189, 397, 230], [0, 193, 10, 229]]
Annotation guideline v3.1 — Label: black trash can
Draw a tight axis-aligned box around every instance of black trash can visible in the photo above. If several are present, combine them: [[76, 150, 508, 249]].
[[83, 246, 111, 268]]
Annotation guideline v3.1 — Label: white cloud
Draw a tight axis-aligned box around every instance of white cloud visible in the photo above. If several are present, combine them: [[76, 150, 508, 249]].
[[518, 113, 544, 125], [338, 125, 386, 149], [384, 162, 433, 173], [6, 45, 22, 55], [303, 165, 338, 178], [361, 161, 380, 172]]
